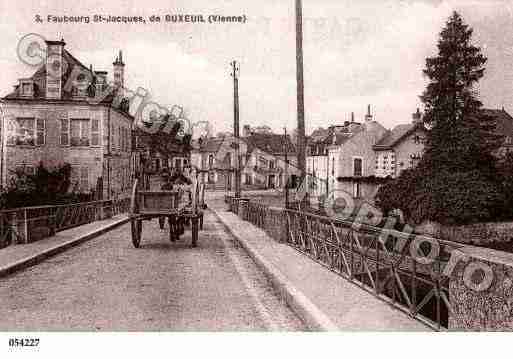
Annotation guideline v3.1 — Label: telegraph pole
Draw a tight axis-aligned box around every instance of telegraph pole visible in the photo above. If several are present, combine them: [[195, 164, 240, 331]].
[[295, 0, 307, 206], [230, 60, 241, 198], [284, 127, 289, 208]]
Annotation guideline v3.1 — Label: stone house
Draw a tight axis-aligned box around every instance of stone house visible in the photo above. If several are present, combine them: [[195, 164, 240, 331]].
[[191, 131, 297, 190], [334, 107, 388, 202], [0, 39, 134, 199], [373, 108, 426, 178], [307, 114, 364, 200]]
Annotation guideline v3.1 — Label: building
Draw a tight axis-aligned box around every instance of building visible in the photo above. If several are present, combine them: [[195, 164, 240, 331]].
[[132, 123, 191, 176], [334, 106, 388, 201], [1, 39, 134, 198], [373, 108, 426, 178], [191, 130, 297, 190], [244, 132, 297, 189], [306, 112, 364, 199]]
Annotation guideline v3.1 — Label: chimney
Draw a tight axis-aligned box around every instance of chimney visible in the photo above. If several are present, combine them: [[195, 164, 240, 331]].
[[412, 107, 422, 124], [364, 104, 373, 122], [113, 50, 125, 89], [351, 112, 355, 123], [45, 39, 66, 99]]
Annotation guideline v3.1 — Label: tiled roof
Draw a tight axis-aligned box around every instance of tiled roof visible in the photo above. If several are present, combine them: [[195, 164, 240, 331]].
[[309, 123, 363, 147], [3, 49, 118, 105], [374, 123, 417, 148], [196, 137, 225, 153], [245, 133, 296, 154], [478, 108, 513, 138]]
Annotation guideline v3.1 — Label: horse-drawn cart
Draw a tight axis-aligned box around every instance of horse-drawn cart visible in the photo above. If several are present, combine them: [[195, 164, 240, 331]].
[[129, 178, 204, 248]]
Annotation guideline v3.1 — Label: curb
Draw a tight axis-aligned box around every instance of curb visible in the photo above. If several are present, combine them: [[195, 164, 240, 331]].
[[211, 208, 339, 331], [0, 217, 130, 279]]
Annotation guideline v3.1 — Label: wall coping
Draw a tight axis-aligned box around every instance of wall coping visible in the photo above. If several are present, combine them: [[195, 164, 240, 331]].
[[458, 245, 513, 267]]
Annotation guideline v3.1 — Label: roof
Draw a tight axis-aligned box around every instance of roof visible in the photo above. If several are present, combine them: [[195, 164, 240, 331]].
[[3, 48, 123, 108], [374, 123, 419, 149], [478, 108, 513, 138], [196, 137, 225, 153], [245, 133, 296, 154], [308, 123, 363, 147]]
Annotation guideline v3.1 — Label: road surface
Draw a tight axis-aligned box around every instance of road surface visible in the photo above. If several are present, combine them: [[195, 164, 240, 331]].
[[0, 210, 304, 331]]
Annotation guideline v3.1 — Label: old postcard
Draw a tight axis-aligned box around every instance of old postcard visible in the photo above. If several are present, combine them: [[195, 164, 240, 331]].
[[0, 0, 512, 356]]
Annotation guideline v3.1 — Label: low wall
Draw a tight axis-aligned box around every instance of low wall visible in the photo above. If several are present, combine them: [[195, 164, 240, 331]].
[[449, 246, 513, 330], [416, 220, 513, 246]]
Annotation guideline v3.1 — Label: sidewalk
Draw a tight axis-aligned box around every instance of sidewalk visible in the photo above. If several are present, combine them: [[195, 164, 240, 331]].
[[212, 208, 429, 331], [0, 214, 129, 278]]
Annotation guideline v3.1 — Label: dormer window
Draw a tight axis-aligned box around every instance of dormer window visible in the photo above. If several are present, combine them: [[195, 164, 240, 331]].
[[19, 79, 34, 97]]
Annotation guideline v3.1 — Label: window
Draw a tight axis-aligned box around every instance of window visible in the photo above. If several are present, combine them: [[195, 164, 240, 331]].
[[15, 165, 35, 176], [245, 174, 252, 185], [22, 83, 31, 95], [208, 171, 215, 183], [9, 118, 44, 146], [17, 118, 34, 145], [91, 119, 100, 146], [36, 119, 45, 145], [208, 154, 214, 169], [70, 119, 90, 146], [111, 124, 115, 151], [71, 166, 89, 192], [353, 158, 363, 177], [174, 158, 181, 169], [269, 160, 275, 169], [57, 119, 67, 146], [353, 182, 361, 198]]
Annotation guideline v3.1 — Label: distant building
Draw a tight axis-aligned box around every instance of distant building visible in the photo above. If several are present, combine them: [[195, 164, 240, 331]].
[[191, 131, 297, 190], [1, 39, 134, 198]]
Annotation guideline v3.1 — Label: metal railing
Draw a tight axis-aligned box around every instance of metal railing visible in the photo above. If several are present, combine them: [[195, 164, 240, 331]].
[[235, 200, 463, 331], [0, 197, 131, 247]]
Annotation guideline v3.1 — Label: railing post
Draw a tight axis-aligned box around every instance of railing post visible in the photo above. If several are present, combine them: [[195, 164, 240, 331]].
[[23, 208, 29, 244]]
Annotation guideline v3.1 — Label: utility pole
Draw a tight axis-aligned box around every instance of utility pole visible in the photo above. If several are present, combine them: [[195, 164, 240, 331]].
[[230, 60, 241, 198], [295, 0, 307, 206], [284, 127, 289, 209]]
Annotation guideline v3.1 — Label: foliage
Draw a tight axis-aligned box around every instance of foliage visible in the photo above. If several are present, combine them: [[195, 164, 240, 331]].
[[0, 163, 93, 209], [375, 12, 506, 225], [138, 113, 193, 161]]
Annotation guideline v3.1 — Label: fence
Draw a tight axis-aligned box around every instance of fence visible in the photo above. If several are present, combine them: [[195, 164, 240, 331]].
[[0, 197, 131, 248], [230, 197, 463, 331]]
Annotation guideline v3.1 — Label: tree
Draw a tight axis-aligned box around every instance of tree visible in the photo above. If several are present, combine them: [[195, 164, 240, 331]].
[[0, 163, 92, 209], [375, 12, 504, 225]]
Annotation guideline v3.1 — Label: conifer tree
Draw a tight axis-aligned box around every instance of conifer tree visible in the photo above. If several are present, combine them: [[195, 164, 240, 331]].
[[376, 12, 504, 225]]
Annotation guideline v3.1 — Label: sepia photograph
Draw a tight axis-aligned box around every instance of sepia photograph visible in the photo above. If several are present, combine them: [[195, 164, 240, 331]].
[[0, 0, 513, 356]]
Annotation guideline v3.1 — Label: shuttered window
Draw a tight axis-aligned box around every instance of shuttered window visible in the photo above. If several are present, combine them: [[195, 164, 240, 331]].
[[60, 119, 69, 145], [36, 119, 45, 145], [91, 119, 100, 146]]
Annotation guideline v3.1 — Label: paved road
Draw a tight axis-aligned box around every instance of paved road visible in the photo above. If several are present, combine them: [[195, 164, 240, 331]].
[[0, 211, 304, 331]]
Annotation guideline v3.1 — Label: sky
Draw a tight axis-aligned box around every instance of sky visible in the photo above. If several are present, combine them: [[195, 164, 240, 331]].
[[1, 0, 512, 135]]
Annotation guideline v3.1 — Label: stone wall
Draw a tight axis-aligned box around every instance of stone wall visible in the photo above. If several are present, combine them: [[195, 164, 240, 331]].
[[415, 220, 513, 246], [449, 246, 513, 330]]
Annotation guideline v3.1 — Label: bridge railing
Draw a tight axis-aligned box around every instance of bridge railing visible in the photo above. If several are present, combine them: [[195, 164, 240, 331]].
[[233, 199, 464, 330], [0, 197, 131, 247]]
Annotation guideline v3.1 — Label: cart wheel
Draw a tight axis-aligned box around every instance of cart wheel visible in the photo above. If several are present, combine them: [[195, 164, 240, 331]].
[[131, 219, 142, 248]]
